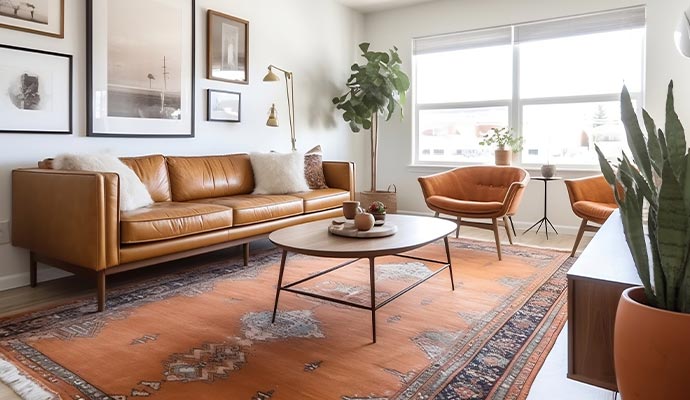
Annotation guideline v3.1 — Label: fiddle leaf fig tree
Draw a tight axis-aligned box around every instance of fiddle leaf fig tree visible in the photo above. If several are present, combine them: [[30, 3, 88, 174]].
[[596, 81, 690, 313], [332, 42, 410, 192]]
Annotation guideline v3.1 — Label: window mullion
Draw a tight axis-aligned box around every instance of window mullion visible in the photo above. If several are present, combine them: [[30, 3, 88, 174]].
[[511, 27, 521, 162]]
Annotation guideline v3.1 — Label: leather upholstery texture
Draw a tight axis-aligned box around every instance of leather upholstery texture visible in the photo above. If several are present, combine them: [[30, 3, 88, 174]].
[[322, 161, 355, 199], [120, 155, 172, 202], [290, 189, 351, 213], [12, 169, 120, 270], [195, 195, 304, 226], [418, 166, 530, 218], [120, 202, 233, 244], [565, 176, 618, 224], [167, 154, 255, 202]]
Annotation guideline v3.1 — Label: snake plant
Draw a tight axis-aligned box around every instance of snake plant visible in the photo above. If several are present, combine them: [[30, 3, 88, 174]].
[[596, 81, 690, 313]]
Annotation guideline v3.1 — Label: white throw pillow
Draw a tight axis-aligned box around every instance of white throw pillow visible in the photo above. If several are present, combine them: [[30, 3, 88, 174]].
[[53, 154, 154, 211], [250, 152, 310, 194]]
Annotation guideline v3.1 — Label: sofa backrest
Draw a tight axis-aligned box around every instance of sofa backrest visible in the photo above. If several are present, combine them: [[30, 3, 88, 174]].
[[166, 154, 255, 202], [120, 155, 172, 202]]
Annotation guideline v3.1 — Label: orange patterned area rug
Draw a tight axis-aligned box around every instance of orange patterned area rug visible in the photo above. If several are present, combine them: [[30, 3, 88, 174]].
[[0, 238, 572, 400]]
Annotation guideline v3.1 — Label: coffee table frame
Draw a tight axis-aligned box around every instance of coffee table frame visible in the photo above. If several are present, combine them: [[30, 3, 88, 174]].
[[271, 236, 454, 343]]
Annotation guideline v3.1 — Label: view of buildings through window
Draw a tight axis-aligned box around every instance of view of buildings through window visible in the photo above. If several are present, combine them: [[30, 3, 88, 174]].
[[413, 9, 645, 167]]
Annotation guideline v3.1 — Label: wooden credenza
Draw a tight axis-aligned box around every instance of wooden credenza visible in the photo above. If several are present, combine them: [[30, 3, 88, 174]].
[[567, 211, 641, 391]]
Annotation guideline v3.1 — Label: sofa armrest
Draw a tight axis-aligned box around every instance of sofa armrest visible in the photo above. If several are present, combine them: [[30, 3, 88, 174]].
[[12, 169, 120, 271], [322, 161, 355, 200]]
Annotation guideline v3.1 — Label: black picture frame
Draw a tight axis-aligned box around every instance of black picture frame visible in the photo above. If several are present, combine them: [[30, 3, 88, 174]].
[[0, 44, 72, 135], [207, 89, 241, 123], [86, 0, 196, 138]]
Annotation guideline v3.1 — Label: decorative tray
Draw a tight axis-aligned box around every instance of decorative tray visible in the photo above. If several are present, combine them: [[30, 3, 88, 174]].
[[328, 220, 398, 238]]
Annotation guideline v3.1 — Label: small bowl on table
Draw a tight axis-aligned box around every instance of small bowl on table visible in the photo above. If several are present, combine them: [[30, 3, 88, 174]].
[[372, 212, 386, 225]]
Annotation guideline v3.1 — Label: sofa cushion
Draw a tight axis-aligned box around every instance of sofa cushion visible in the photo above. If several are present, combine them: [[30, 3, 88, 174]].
[[121, 155, 171, 202], [167, 154, 255, 202], [120, 202, 233, 244], [291, 189, 350, 213], [573, 201, 617, 224], [195, 195, 303, 226]]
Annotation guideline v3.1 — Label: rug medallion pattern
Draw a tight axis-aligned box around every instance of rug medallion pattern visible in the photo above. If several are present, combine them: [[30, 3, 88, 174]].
[[0, 239, 571, 399]]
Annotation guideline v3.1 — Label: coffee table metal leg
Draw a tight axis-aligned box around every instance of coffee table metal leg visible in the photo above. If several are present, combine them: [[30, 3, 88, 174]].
[[444, 236, 455, 291], [369, 257, 377, 343], [272, 250, 289, 323]]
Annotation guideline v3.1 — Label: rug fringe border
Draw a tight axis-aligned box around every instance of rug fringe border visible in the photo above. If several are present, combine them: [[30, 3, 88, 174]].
[[0, 357, 58, 400]]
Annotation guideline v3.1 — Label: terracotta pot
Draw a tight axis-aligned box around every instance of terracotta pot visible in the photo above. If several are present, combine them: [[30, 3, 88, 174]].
[[614, 286, 690, 399], [495, 149, 512, 165]]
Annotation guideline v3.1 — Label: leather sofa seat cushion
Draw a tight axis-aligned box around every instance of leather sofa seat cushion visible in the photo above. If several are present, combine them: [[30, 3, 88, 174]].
[[427, 196, 503, 216], [120, 202, 233, 244], [120, 155, 172, 202], [195, 195, 304, 226], [291, 189, 350, 213], [573, 201, 617, 224], [167, 154, 255, 202]]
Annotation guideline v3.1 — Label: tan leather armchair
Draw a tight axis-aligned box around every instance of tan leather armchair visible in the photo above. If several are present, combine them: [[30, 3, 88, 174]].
[[418, 166, 530, 260], [565, 175, 618, 257]]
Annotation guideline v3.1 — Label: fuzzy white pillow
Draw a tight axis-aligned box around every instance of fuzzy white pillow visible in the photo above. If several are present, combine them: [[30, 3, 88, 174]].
[[53, 154, 154, 211], [250, 152, 310, 194]]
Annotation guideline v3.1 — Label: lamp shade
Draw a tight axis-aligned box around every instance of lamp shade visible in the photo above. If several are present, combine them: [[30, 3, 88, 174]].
[[675, 7, 690, 58], [266, 104, 279, 127], [263, 67, 280, 82]]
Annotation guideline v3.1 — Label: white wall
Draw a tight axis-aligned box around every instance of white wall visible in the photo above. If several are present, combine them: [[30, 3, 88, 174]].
[[0, 0, 363, 290], [363, 0, 690, 231]]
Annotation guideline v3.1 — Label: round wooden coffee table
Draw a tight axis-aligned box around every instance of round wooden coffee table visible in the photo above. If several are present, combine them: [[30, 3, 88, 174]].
[[269, 214, 457, 342]]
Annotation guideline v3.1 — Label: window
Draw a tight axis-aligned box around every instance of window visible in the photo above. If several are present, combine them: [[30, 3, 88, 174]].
[[413, 7, 645, 167]]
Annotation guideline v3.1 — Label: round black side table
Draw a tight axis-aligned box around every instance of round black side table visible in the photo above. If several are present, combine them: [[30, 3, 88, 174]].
[[523, 176, 562, 239]]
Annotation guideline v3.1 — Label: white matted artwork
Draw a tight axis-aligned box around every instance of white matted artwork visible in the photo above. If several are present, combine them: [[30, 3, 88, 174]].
[[207, 10, 248, 84], [207, 90, 240, 122], [0, 44, 72, 134], [0, 0, 64, 38], [87, 0, 195, 137]]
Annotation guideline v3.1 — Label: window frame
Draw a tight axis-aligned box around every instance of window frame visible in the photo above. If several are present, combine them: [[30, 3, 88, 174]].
[[411, 8, 646, 171]]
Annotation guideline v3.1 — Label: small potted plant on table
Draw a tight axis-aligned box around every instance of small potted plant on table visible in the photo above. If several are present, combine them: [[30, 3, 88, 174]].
[[368, 201, 386, 223], [479, 127, 523, 166]]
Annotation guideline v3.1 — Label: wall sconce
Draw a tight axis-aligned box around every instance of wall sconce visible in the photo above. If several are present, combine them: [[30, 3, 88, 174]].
[[263, 65, 296, 151]]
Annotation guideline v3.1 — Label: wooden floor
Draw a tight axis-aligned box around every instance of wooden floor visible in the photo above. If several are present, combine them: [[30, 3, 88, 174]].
[[0, 227, 596, 400]]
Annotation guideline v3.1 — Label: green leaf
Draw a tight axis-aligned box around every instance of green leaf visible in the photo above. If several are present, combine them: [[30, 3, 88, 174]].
[[359, 42, 370, 53], [643, 110, 662, 177], [620, 85, 654, 188], [646, 206, 666, 307], [620, 153, 656, 201], [595, 145, 617, 187], [657, 160, 688, 311], [619, 185, 655, 302], [665, 81, 687, 179]]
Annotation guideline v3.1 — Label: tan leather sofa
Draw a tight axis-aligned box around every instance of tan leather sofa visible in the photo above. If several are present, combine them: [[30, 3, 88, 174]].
[[12, 154, 355, 311]]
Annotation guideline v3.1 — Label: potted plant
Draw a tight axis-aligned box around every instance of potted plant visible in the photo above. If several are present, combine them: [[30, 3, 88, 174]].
[[332, 42, 410, 211], [479, 127, 523, 165], [595, 81, 690, 399], [367, 201, 386, 222]]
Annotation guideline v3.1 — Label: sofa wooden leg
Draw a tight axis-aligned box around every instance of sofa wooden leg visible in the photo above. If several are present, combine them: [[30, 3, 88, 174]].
[[503, 216, 514, 245], [571, 219, 588, 257], [492, 218, 502, 261], [242, 243, 250, 266], [97, 270, 106, 312], [455, 217, 461, 238], [29, 252, 37, 288]]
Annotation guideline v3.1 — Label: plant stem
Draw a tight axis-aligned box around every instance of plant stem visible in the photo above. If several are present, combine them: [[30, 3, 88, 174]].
[[370, 113, 378, 192]]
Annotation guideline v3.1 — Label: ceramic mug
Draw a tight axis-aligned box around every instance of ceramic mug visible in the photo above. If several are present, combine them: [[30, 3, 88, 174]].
[[342, 201, 360, 219]]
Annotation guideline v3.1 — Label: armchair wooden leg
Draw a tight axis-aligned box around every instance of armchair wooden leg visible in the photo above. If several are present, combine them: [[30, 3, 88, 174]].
[[29, 252, 37, 288], [571, 219, 588, 257], [242, 243, 250, 266], [492, 218, 502, 261], [455, 217, 461, 238], [97, 270, 106, 312], [509, 216, 517, 237], [503, 216, 514, 245]]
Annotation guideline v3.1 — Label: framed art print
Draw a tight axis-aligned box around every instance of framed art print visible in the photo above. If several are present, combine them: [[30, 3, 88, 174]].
[[0, 0, 64, 38], [207, 90, 240, 122], [87, 0, 195, 137], [207, 10, 248, 84], [0, 44, 72, 134]]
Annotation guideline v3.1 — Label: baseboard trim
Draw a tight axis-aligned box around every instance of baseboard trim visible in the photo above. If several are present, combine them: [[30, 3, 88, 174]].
[[397, 210, 596, 237]]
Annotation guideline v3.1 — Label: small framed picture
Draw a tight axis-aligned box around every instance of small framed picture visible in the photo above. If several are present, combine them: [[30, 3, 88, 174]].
[[87, 0, 196, 137], [207, 10, 248, 84], [0, 44, 72, 135], [0, 0, 64, 38], [207, 90, 240, 122]]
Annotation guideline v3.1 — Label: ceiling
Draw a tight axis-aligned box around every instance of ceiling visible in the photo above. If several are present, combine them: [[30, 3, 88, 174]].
[[337, 0, 439, 13]]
